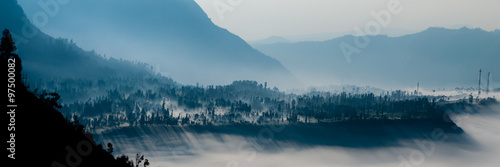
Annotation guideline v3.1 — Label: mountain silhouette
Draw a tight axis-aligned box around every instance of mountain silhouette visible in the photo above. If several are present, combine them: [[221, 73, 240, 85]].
[[0, 0, 173, 83], [16, 0, 300, 89], [253, 27, 500, 88]]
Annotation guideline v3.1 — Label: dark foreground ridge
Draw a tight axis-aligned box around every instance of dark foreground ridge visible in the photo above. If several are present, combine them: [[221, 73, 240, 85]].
[[2, 29, 142, 167]]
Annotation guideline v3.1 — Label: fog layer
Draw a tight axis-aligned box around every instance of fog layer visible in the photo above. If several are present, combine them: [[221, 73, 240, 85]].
[[98, 105, 500, 167]]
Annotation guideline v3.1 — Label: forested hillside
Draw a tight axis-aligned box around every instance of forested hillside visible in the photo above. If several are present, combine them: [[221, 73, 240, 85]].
[[2, 29, 146, 167]]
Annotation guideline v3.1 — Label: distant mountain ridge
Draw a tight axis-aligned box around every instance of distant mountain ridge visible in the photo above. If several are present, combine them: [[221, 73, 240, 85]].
[[16, 0, 300, 89], [249, 36, 291, 45], [253, 27, 500, 89]]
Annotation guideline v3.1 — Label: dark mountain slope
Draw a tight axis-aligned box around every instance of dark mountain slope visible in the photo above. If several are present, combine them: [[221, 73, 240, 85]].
[[17, 0, 300, 89], [0, 0, 171, 82]]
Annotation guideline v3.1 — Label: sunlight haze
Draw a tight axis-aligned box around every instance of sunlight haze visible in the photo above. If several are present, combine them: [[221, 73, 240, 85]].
[[195, 0, 500, 41]]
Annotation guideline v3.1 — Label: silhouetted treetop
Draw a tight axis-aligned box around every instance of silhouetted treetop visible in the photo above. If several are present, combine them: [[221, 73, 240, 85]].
[[0, 29, 17, 54]]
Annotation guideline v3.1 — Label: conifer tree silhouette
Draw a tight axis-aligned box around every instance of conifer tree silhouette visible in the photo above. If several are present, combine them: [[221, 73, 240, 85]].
[[0, 29, 17, 54]]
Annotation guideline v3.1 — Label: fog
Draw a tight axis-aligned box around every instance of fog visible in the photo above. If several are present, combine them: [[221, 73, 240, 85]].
[[95, 104, 499, 167]]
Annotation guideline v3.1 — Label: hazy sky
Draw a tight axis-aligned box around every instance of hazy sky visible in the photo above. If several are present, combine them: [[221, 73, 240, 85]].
[[194, 0, 500, 41]]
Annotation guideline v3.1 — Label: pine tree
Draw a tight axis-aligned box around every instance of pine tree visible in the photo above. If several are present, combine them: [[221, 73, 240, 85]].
[[0, 29, 17, 54]]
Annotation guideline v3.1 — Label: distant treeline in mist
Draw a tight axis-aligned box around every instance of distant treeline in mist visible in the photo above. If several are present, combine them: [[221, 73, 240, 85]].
[[30, 78, 498, 131]]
